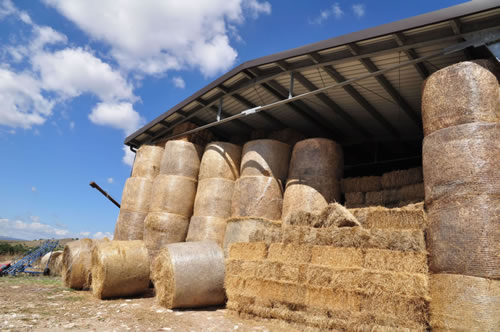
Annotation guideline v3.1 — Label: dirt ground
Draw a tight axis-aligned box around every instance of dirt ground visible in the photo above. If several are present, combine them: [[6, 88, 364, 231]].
[[0, 276, 295, 332]]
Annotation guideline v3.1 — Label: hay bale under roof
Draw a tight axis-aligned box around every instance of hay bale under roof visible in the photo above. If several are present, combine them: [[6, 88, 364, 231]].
[[350, 202, 427, 230], [344, 192, 365, 208], [193, 178, 234, 218], [113, 209, 147, 240], [160, 140, 203, 179], [91, 240, 150, 299], [143, 212, 190, 259], [120, 177, 153, 214], [422, 61, 500, 136], [149, 175, 197, 216], [131, 144, 164, 180], [198, 141, 241, 181], [240, 139, 291, 182], [430, 274, 500, 331], [380, 167, 423, 190], [267, 128, 306, 146], [284, 203, 360, 228], [186, 216, 227, 247], [341, 176, 381, 193], [152, 241, 225, 308]]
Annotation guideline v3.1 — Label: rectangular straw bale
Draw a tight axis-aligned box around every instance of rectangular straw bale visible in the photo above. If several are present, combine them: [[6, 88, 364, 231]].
[[254, 261, 307, 284], [364, 249, 428, 274], [341, 176, 382, 193], [248, 279, 305, 304], [345, 192, 365, 208], [254, 260, 283, 281], [305, 287, 361, 311], [398, 183, 424, 202], [359, 270, 429, 298], [350, 203, 427, 230], [267, 243, 312, 264], [226, 259, 261, 278], [310, 246, 363, 268], [228, 242, 268, 260], [361, 294, 428, 325], [381, 167, 423, 189], [306, 265, 361, 288], [368, 229, 426, 252]]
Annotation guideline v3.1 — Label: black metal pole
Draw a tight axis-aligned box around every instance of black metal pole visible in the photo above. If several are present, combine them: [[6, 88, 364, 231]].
[[89, 181, 121, 208]]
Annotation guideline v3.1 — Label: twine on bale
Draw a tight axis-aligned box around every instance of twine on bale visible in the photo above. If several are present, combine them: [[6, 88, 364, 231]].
[[240, 139, 291, 182], [160, 140, 203, 179], [152, 242, 225, 309], [131, 144, 164, 180], [198, 142, 241, 181], [91, 240, 150, 299]]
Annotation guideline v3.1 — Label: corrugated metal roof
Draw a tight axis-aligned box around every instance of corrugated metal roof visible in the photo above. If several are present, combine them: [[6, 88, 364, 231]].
[[125, 1, 500, 148]]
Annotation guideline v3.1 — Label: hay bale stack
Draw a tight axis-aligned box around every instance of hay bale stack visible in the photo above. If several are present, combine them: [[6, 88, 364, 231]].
[[91, 240, 150, 299], [381, 167, 423, 190], [62, 238, 110, 289], [231, 176, 284, 220], [40, 251, 63, 276], [192, 178, 234, 218], [341, 176, 381, 193], [282, 138, 343, 220], [472, 58, 500, 83], [198, 142, 241, 181], [430, 274, 500, 331], [186, 216, 227, 246], [285, 203, 360, 228], [223, 217, 282, 257], [149, 175, 197, 216], [152, 242, 225, 308], [350, 203, 427, 230], [344, 192, 365, 208], [143, 212, 190, 259], [267, 128, 306, 146], [159, 140, 203, 179], [423, 123, 500, 203], [240, 139, 291, 182], [114, 210, 147, 241], [421, 61, 500, 136], [365, 183, 424, 207], [131, 144, 164, 180]]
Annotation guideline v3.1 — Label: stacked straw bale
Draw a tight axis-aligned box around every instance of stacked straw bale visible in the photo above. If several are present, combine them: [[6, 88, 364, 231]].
[[91, 240, 150, 299], [186, 142, 241, 246], [422, 61, 500, 330], [143, 140, 203, 259], [282, 138, 343, 221], [342, 167, 424, 208], [226, 204, 430, 331], [62, 238, 109, 289], [40, 251, 63, 276], [115, 145, 164, 240], [152, 242, 225, 308], [231, 139, 291, 221]]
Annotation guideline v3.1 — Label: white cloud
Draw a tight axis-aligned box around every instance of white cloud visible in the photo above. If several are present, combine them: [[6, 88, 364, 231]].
[[32, 48, 134, 102], [89, 102, 144, 135], [0, 0, 16, 20], [0, 217, 70, 240], [79, 231, 91, 237], [31, 186, 37, 192], [352, 4, 365, 18], [0, 68, 54, 129], [172, 76, 185, 89], [69, 121, 75, 130], [309, 3, 343, 25], [44, 0, 271, 77], [107, 177, 114, 184], [122, 146, 135, 167], [93, 231, 113, 240]]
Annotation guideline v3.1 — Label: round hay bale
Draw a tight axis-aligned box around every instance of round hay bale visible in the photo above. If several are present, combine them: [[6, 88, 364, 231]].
[[91, 240, 150, 299], [160, 140, 203, 179], [422, 61, 500, 136], [427, 194, 500, 279], [120, 177, 153, 213], [193, 178, 234, 218], [199, 142, 241, 181], [423, 122, 500, 204], [131, 144, 164, 179], [62, 239, 94, 289], [472, 58, 500, 83], [282, 178, 341, 221], [288, 138, 344, 180], [149, 175, 197, 217], [40, 251, 64, 276], [240, 139, 291, 182], [223, 217, 282, 257], [231, 176, 283, 221], [430, 274, 500, 331], [151, 241, 225, 308], [113, 209, 147, 240], [186, 216, 227, 247], [143, 212, 190, 258]]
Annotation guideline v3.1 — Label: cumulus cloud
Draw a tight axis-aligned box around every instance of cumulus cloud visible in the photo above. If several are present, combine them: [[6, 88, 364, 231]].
[[352, 4, 365, 18], [79, 231, 91, 237], [44, 0, 271, 77], [122, 146, 135, 167], [309, 3, 343, 24], [89, 102, 144, 136], [0, 217, 70, 240], [107, 177, 114, 184], [172, 76, 185, 89], [93, 231, 113, 240], [0, 0, 16, 20]]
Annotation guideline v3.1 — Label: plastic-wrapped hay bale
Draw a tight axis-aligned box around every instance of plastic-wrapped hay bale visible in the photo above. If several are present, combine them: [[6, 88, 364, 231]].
[[91, 240, 150, 299], [430, 274, 500, 331], [143, 212, 190, 258], [186, 216, 227, 246], [341, 176, 381, 193], [160, 140, 203, 179], [62, 239, 94, 289], [288, 138, 343, 180], [152, 242, 225, 308], [131, 144, 164, 180], [427, 194, 500, 279], [380, 167, 423, 190], [423, 122, 500, 203], [240, 139, 291, 182], [198, 142, 241, 181], [231, 176, 283, 220], [149, 175, 197, 217], [193, 178, 234, 218], [421, 61, 500, 136], [282, 178, 341, 221], [120, 177, 153, 213], [267, 128, 306, 146], [223, 218, 282, 257], [113, 210, 147, 240]]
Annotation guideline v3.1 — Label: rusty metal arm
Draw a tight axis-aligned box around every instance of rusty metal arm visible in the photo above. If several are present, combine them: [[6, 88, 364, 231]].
[[89, 181, 121, 208]]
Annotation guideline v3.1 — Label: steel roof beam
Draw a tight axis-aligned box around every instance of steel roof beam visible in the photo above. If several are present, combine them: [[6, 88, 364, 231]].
[[393, 32, 429, 80], [347, 43, 422, 126], [230, 93, 285, 128]]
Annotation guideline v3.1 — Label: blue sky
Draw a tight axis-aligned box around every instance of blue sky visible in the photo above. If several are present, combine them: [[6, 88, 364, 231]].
[[0, 0, 465, 240]]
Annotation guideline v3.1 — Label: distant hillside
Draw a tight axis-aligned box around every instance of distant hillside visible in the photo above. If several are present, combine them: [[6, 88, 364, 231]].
[[0, 236, 26, 241], [0, 238, 77, 248]]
